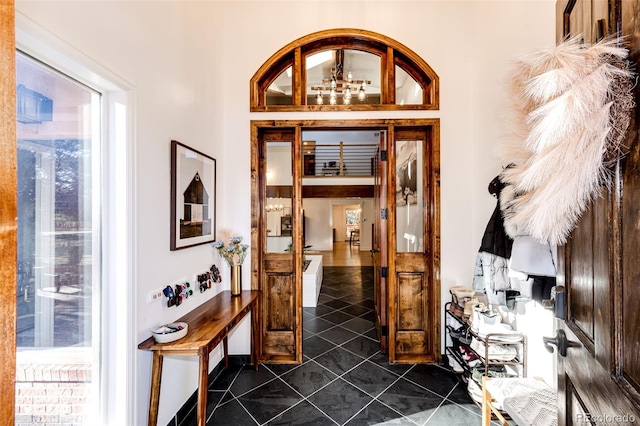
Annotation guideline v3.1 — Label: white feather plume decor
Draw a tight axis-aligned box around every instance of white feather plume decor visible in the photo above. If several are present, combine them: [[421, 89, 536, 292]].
[[498, 36, 634, 245]]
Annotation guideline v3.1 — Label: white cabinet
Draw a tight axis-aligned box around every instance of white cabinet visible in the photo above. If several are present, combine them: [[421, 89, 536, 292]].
[[303, 255, 323, 307]]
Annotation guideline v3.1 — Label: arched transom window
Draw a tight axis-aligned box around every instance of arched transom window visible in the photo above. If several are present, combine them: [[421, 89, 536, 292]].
[[250, 28, 439, 111]]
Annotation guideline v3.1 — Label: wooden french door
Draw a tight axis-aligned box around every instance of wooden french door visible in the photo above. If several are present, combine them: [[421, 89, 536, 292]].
[[554, 1, 640, 423], [373, 131, 388, 352], [252, 119, 440, 365], [387, 126, 440, 364], [0, 1, 17, 423], [251, 126, 302, 363]]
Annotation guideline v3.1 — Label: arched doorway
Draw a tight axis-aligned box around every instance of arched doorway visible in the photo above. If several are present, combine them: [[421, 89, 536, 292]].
[[250, 29, 441, 365]]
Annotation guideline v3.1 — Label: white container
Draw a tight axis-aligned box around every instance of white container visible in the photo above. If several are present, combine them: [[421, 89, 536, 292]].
[[152, 322, 188, 343]]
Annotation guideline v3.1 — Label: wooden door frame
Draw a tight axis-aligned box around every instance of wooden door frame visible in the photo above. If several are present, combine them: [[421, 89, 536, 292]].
[[373, 131, 389, 352], [250, 118, 440, 363], [0, 0, 17, 422]]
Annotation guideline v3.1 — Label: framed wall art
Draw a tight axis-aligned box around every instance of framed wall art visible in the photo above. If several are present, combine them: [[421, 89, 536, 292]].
[[170, 140, 216, 250]]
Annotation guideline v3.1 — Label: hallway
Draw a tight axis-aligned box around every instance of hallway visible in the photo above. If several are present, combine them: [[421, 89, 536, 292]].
[[314, 242, 373, 267], [171, 245, 482, 425]]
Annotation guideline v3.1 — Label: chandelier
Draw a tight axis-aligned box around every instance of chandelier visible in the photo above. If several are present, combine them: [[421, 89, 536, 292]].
[[311, 49, 371, 105], [266, 203, 284, 212]]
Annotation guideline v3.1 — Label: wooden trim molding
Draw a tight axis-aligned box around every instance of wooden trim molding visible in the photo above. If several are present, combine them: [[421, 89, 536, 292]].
[[0, 0, 17, 422]]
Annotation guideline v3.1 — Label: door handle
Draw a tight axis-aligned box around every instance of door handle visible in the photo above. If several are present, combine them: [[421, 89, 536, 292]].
[[543, 329, 580, 357]]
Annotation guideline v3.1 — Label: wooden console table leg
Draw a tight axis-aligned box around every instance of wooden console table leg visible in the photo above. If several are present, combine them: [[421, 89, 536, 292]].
[[223, 336, 229, 368], [197, 351, 210, 426], [148, 352, 163, 426]]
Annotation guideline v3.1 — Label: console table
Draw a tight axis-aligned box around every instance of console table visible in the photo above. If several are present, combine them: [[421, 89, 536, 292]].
[[138, 290, 260, 426]]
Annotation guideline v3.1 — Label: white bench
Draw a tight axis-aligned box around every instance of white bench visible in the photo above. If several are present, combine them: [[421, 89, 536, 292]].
[[303, 255, 323, 307]]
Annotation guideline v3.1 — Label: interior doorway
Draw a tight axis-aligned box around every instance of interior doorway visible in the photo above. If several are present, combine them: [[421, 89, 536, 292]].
[[331, 203, 363, 245], [251, 119, 440, 364], [316, 242, 373, 267]]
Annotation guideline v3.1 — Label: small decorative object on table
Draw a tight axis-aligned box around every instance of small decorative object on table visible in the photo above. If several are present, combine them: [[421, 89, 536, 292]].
[[212, 233, 249, 296], [151, 322, 188, 343], [230, 265, 242, 296]]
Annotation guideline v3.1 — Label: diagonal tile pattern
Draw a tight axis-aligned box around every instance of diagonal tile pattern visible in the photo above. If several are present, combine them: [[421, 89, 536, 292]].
[[175, 266, 491, 426]]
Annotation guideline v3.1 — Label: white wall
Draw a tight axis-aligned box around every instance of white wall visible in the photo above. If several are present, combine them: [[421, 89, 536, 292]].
[[15, 1, 556, 424], [16, 2, 228, 424], [304, 199, 373, 251]]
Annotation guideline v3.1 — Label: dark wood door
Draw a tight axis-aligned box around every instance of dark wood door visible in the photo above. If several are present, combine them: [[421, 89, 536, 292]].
[[555, 1, 640, 422], [373, 131, 388, 352], [557, 194, 640, 424], [387, 127, 440, 363]]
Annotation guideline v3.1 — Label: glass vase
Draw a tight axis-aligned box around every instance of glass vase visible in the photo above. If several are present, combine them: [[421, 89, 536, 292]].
[[230, 265, 242, 296]]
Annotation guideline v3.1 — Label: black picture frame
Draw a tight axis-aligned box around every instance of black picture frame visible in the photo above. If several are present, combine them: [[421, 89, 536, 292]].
[[170, 140, 216, 250]]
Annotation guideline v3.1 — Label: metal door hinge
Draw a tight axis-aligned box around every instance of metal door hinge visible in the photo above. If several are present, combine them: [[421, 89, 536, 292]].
[[381, 150, 387, 161], [381, 267, 388, 278], [381, 208, 388, 219]]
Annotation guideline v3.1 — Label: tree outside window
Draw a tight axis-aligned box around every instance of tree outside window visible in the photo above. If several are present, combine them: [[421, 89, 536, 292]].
[[345, 208, 361, 240]]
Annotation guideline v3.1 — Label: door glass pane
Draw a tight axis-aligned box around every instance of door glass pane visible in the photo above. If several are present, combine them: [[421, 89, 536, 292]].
[[266, 66, 293, 105], [306, 49, 381, 105], [395, 65, 423, 105], [16, 51, 101, 423], [266, 141, 293, 252], [395, 140, 423, 252]]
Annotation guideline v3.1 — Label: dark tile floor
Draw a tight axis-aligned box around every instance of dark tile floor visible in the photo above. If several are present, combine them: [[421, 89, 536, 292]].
[[179, 266, 488, 426]]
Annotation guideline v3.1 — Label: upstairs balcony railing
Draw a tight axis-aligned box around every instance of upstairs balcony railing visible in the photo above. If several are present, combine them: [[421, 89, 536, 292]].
[[303, 142, 377, 177]]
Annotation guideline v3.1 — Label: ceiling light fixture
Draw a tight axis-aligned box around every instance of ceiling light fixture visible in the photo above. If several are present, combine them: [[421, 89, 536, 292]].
[[311, 49, 371, 105], [266, 204, 284, 212]]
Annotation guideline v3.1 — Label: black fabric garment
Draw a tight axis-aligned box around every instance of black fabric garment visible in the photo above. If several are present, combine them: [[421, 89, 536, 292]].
[[531, 275, 556, 302], [479, 174, 513, 259]]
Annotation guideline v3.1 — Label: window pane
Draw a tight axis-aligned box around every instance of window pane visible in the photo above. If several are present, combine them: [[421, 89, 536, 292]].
[[16, 51, 101, 423], [345, 209, 360, 225], [395, 65, 423, 105], [395, 140, 423, 252], [266, 66, 293, 105], [266, 142, 293, 252], [306, 49, 381, 105], [345, 207, 361, 243]]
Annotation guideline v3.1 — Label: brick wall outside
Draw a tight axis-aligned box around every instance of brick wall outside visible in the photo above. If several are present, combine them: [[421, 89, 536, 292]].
[[15, 363, 91, 426]]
